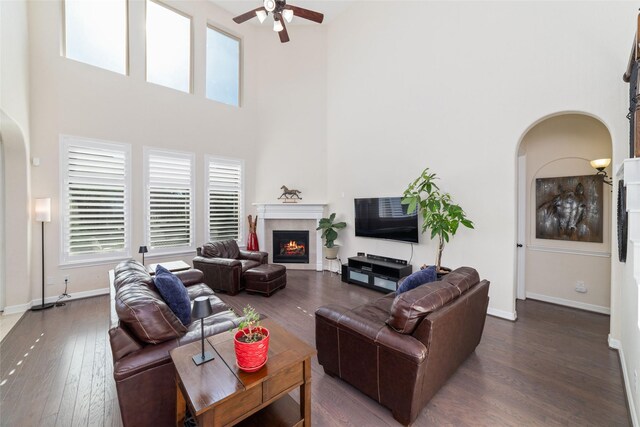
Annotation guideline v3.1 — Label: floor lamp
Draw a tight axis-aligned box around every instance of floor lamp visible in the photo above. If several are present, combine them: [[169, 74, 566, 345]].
[[32, 198, 54, 311]]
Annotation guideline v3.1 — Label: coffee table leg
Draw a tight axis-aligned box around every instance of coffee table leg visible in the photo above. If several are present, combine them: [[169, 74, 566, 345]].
[[300, 357, 312, 426], [176, 382, 186, 426]]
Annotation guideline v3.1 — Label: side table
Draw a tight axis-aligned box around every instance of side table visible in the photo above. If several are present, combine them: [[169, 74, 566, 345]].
[[170, 318, 316, 426]]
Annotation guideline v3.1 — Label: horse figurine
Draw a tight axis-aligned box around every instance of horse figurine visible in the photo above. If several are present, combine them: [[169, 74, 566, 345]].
[[278, 185, 302, 202]]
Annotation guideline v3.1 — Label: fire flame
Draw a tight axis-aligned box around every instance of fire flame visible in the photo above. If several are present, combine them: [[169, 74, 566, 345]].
[[282, 240, 306, 255]]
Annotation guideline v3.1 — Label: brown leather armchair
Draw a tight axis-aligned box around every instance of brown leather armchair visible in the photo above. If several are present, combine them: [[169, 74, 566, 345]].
[[315, 267, 490, 426], [192, 239, 268, 295]]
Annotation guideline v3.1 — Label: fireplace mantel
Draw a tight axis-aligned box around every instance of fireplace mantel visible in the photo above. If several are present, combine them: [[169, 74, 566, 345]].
[[253, 203, 327, 271]]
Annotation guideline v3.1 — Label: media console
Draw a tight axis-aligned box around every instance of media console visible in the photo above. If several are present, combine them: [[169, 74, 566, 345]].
[[346, 255, 412, 293]]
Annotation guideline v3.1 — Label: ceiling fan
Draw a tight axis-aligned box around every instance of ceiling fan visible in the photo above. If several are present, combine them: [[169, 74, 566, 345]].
[[232, 0, 324, 43]]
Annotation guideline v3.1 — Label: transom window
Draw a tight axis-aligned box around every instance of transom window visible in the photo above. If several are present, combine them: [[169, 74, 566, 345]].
[[144, 148, 195, 253], [64, 0, 127, 74], [146, 0, 192, 93], [206, 26, 240, 107], [205, 156, 243, 243], [60, 136, 131, 264]]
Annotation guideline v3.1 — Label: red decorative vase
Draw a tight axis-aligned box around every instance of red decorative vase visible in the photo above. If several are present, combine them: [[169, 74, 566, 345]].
[[247, 232, 259, 251], [234, 327, 270, 372]]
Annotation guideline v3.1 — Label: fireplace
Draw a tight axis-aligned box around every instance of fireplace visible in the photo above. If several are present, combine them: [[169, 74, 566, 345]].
[[273, 230, 309, 264]]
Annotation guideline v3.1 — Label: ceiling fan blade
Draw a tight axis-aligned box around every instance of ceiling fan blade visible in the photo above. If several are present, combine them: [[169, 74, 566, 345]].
[[275, 13, 290, 43], [233, 7, 266, 24], [285, 5, 324, 24]]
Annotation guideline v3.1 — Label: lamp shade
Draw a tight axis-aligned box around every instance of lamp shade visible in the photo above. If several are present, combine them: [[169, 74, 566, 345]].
[[282, 9, 293, 23], [256, 9, 267, 23], [35, 198, 51, 222], [273, 19, 283, 32], [192, 296, 213, 320], [138, 245, 148, 254], [590, 158, 611, 170]]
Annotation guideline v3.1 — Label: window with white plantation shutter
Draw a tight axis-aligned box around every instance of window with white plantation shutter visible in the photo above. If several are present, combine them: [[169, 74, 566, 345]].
[[144, 149, 195, 252], [206, 156, 243, 243], [60, 136, 131, 264]]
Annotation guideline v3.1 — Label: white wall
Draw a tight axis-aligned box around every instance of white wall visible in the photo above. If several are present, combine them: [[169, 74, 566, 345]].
[[0, 0, 32, 311], [522, 114, 612, 312], [25, 0, 265, 302], [254, 26, 328, 204], [326, 1, 635, 320]]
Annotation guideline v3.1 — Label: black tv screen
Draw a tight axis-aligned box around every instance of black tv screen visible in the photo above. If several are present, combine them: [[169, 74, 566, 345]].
[[354, 197, 419, 243]]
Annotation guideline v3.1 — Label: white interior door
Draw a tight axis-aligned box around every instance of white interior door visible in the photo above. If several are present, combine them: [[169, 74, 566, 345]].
[[517, 154, 526, 300]]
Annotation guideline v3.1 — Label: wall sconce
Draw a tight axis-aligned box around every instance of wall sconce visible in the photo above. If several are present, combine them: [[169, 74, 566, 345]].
[[590, 158, 612, 186]]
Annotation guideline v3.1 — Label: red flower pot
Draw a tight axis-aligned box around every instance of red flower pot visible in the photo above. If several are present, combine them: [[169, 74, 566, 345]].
[[234, 327, 270, 372]]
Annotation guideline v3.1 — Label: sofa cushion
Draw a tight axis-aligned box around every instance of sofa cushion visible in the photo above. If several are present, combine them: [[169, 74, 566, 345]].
[[386, 281, 460, 334], [115, 282, 187, 344], [202, 240, 240, 259], [186, 283, 215, 300], [441, 266, 480, 294], [154, 265, 191, 325], [113, 259, 155, 292], [397, 265, 437, 294]]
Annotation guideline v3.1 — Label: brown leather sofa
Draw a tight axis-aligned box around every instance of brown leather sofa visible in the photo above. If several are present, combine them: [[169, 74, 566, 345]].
[[192, 239, 268, 295], [108, 259, 241, 427], [315, 267, 490, 426]]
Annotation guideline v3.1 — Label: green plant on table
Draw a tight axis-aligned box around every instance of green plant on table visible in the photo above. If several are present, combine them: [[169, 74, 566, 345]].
[[402, 167, 474, 272], [236, 305, 266, 343]]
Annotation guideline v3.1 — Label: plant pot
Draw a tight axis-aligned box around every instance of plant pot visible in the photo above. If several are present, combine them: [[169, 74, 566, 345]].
[[323, 245, 340, 260], [234, 327, 270, 372]]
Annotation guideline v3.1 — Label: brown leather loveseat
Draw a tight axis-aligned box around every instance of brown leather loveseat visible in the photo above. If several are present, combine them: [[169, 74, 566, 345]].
[[315, 267, 490, 425], [192, 239, 268, 295], [108, 259, 241, 426]]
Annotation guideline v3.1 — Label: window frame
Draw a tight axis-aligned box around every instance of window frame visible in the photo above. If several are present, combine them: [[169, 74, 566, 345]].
[[143, 147, 196, 256], [145, 0, 194, 93], [205, 24, 242, 107], [62, 0, 130, 75], [204, 155, 245, 245], [59, 135, 132, 266]]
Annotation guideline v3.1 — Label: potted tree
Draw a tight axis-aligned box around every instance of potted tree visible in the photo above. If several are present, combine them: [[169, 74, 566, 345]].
[[402, 168, 474, 275], [234, 305, 269, 372], [316, 213, 346, 259]]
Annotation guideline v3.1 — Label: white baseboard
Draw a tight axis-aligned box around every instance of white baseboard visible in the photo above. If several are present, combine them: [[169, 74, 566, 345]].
[[3, 288, 110, 315], [487, 307, 517, 321], [2, 303, 31, 315], [608, 334, 621, 350], [612, 341, 639, 427], [525, 292, 610, 315]]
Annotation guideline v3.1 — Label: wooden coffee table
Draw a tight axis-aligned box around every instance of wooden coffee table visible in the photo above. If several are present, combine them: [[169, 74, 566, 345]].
[[170, 318, 316, 427]]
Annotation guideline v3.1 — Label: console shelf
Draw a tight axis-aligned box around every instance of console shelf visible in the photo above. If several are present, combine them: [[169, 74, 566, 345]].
[[346, 256, 412, 293]]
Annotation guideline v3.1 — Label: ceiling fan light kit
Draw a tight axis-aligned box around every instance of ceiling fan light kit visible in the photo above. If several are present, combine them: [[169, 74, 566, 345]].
[[233, 0, 324, 43]]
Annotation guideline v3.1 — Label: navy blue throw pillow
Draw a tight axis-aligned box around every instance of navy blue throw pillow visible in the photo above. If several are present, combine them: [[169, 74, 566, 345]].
[[397, 265, 437, 294], [154, 265, 191, 325]]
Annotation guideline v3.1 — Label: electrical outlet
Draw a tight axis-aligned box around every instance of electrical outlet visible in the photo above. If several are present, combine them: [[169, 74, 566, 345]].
[[46, 276, 55, 286], [575, 281, 587, 293]]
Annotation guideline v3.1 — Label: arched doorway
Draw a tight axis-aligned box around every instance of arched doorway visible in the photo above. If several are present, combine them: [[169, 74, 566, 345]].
[[516, 113, 613, 313]]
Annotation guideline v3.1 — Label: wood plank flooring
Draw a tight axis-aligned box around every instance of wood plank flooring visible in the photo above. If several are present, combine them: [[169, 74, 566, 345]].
[[0, 270, 631, 426]]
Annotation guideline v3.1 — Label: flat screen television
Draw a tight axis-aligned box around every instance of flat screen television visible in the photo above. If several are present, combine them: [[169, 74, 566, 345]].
[[354, 197, 419, 243]]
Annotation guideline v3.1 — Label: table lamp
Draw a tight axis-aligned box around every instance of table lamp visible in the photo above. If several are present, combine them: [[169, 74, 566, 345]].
[[138, 245, 148, 265], [192, 296, 214, 365]]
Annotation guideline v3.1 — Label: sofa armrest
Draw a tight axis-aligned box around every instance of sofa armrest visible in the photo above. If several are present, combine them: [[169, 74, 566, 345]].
[[239, 250, 268, 264], [192, 256, 241, 268], [109, 326, 143, 363], [316, 305, 426, 364], [174, 269, 204, 287]]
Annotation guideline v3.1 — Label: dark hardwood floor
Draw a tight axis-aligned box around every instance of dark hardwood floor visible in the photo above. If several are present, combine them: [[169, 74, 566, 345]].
[[0, 270, 630, 426]]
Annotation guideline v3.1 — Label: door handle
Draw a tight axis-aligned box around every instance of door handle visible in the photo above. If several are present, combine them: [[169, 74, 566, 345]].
[[517, 244, 523, 248]]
